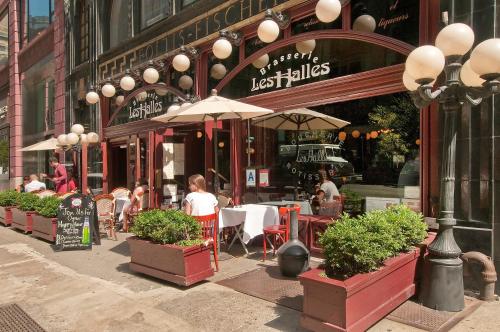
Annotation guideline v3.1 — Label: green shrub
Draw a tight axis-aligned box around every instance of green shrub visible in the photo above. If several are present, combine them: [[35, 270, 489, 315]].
[[339, 188, 362, 201], [319, 204, 427, 279], [16, 193, 41, 212], [131, 209, 203, 246], [35, 196, 61, 218], [0, 190, 20, 207]]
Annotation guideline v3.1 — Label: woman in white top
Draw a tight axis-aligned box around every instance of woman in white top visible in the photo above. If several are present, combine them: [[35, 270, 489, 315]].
[[184, 174, 219, 216]]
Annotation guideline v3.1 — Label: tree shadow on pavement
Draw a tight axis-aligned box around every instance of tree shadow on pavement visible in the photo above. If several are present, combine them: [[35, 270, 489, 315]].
[[109, 241, 130, 256]]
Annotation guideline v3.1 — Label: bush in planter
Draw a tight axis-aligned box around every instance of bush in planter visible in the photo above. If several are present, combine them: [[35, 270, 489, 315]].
[[319, 204, 427, 278], [131, 209, 203, 246], [0, 190, 20, 207], [35, 196, 61, 218], [16, 193, 41, 212]]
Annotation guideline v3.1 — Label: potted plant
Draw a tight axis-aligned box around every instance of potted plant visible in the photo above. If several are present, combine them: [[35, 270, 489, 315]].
[[339, 188, 363, 216], [299, 204, 430, 332], [32, 196, 61, 242], [127, 209, 214, 286], [0, 190, 19, 226], [11, 193, 40, 233]]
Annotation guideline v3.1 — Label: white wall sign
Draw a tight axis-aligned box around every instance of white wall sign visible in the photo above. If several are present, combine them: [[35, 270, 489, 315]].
[[246, 169, 256, 187]]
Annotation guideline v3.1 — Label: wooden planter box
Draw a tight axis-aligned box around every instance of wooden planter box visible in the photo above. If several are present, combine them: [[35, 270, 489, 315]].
[[0, 206, 13, 226], [32, 214, 57, 242], [299, 236, 434, 332], [127, 236, 214, 286], [11, 208, 34, 233]]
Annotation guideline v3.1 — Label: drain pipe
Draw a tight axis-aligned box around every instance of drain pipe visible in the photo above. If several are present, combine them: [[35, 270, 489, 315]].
[[461, 251, 497, 301]]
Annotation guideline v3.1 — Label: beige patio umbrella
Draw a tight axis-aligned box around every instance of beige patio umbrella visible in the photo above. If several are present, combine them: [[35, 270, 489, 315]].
[[152, 89, 273, 192], [18, 137, 59, 151], [252, 108, 350, 198]]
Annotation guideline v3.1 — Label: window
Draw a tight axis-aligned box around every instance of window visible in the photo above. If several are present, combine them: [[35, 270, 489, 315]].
[[78, 0, 89, 63], [141, 0, 171, 29], [109, 0, 132, 49], [0, 127, 9, 177], [0, 11, 8, 66], [27, 0, 54, 41], [181, 0, 197, 9]]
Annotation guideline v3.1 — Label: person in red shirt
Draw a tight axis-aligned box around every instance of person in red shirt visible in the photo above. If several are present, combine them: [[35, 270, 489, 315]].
[[46, 157, 68, 193]]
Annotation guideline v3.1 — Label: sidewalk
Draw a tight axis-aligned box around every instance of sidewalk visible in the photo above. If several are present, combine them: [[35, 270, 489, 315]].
[[0, 226, 498, 332]]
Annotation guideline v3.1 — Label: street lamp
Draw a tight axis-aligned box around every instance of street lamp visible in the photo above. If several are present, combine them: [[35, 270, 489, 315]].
[[403, 23, 500, 312], [257, 10, 289, 44]]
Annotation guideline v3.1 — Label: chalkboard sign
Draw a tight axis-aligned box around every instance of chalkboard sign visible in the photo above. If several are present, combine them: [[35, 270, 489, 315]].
[[55, 194, 97, 251]]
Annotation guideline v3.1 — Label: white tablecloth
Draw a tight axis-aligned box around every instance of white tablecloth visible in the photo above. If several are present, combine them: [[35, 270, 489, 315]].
[[219, 204, 279, 243]]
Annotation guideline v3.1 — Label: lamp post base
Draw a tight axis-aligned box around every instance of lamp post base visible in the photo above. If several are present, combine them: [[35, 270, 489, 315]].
[[420, 257, 465, 312]]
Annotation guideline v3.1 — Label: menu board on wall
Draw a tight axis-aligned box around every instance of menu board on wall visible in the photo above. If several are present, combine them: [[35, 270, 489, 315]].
[[162, 143, 185, 179], [55, 194, 96, 251]]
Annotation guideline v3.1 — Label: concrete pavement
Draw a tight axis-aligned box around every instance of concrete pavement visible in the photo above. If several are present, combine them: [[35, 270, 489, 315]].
[[0, 226, 499, 332]]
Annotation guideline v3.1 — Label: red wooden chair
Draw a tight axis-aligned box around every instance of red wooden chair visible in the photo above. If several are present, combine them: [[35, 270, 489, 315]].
[[262, 205, 300, 261], [194, 213, 219, 272]]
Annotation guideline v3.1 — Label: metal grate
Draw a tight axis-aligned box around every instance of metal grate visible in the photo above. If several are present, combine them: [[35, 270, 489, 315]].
[[0, 304, 46, 332], [387, 297, 482, 332]]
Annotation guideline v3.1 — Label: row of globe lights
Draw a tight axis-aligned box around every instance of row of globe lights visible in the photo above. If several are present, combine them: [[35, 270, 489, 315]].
[[57, 124, 100, 147], [86, 0, 347, 105], [402, 23, 500, 92]]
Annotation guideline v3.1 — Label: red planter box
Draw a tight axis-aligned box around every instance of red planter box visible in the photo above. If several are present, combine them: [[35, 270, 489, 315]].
[[127, 236, 214, 287], [11, 208, 34, 233], [299, 246, 424, 332], [0, 206, 13, 226], [32, 214, 57, 242]]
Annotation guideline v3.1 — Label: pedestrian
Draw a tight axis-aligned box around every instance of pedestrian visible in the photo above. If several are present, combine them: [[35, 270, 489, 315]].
[[311, 189, 326, 215], [42, 157, 68, 193], [184, 174, 219, 216], [24, 174, 47, 193], [119, 178, 149, 231], [318, 169, 340, 202]]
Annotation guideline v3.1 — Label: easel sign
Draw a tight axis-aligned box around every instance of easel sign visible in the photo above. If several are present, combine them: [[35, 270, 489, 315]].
[[259, 169, 270, 187], [246, 168, 256, 187]]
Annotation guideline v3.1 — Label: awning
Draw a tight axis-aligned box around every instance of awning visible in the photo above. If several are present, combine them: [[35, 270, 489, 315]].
[[18, 138, 59, 151]]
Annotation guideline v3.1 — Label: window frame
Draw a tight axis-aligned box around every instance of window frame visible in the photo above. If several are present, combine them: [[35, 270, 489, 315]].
[[26, 0, 54, 41]]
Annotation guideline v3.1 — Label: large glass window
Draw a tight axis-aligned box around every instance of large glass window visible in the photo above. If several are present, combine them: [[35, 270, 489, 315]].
[[0, 11, 8, 67], [141, 0, 171, 29], [109, 0, 132, 49], [78, 0, 89, 64], [27, 0, 54, 41]]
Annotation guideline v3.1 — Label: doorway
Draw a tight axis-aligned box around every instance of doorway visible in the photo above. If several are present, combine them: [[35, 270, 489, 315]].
[[109, 144, 128, 189]]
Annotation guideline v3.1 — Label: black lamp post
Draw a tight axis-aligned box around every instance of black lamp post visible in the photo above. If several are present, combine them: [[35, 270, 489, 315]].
[[403, 23, 500, 311]]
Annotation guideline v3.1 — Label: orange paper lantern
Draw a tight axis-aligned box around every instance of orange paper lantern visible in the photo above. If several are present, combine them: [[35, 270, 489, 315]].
[[416, 139, 421, 145], [338, 132, 347, 141], [352, 130, 360, 138], [370, 131, 379, 139]]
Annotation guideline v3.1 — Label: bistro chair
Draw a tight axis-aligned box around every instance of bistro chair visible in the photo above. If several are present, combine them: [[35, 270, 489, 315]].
[[262, 205, 300, 261], [95, 194, 117, 240], [194, 213, 219, 272], [36, 190, 56, 198], [318, 200, 343, 218], [217, 193, 233, 209]]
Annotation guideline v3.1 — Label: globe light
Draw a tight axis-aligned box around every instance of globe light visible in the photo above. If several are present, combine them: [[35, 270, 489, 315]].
[[136, 91, 148, 102], [469, 38, 500, 77], [120, 75, 135, 91], [115, 95, 125, 106], [66, 133, 79, 145], [57, 134, 67, 146], [257, 19, 280, 43], [460, 60, 485, 87], [143, 67, 159, 84], [338, 131, 346, 141], [402, 71, 420, 91], [155, 82, 168, 96], [252, 54, 270, 69], [210, 63, 227, 80], [353, 15, 376, 33], [172, 54, 190, 72], [85, 91, 99, 104], [352, 130, 360, 138], [101, 83, 116, 98], [296, 40, 316, 54], [435, 23, 475, 56], [71, 123, 85, 135], [87, 132, 99, 144], [405, 45, 445, 82], [370, 131, 379, 139], [218, 141, 225, 148], [315, 0, 342, 23], [79, 134, 88, 144], [168, 104, 180, 113], [178, 75, 194, 90], [213, 38, 233, 59], [196, 131, 203, 138], [416, 139, 421, 145]]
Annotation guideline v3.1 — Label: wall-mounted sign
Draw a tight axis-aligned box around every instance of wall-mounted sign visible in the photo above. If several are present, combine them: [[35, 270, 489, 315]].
[[259, 169, 269, 187], [246, 168, 256, 187], [128, 92, 163, 121], [251, 51, 331, 93]]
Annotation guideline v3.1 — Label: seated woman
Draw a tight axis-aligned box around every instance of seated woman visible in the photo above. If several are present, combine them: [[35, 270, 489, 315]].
[[184, 174, 219, 216], [119, 179, 148, 231]]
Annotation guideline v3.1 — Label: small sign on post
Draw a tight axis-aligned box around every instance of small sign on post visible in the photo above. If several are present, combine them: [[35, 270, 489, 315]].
[[55, 194, 97, 251], [246, 168, 256, 187], [259, 169, 270, 187]]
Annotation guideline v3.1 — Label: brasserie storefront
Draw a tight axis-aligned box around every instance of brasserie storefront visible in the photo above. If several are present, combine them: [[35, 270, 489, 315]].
[[83, 0, 498, 277]]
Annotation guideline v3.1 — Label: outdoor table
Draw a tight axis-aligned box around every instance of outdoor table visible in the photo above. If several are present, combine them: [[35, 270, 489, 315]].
[[258, 200, 313, 215], [219, 204, 279, 254]]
